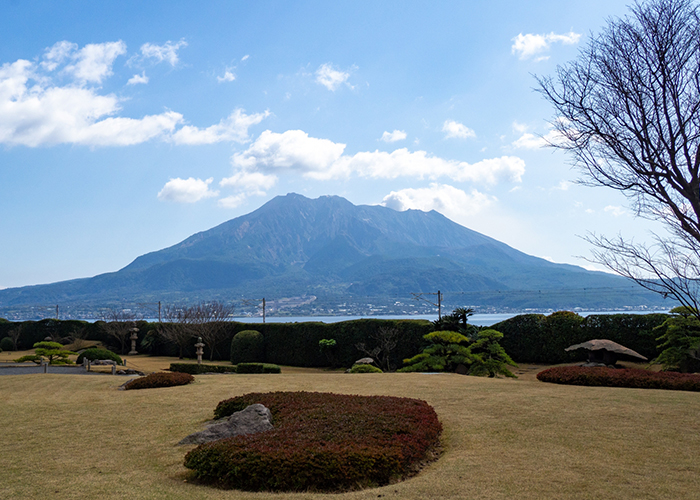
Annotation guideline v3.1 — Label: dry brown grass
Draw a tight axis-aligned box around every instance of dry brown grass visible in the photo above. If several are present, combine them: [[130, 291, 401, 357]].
[[1, 366, 699, 500]]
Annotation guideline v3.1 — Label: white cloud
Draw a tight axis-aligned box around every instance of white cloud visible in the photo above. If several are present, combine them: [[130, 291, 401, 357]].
[[157, 177, 218, 203], [140, 39, 187, 66], [218, 194, 248, 209], [315, 63, 351, 91], [380, 130, 407, 143], [511, 31, 581, 61], [0, 58, 182, 147], [127, 71, 149, 85], [220, 170, 278, 194], [171, 109, 270, 145], [64, 41, 127, 83], [241, 55, 249, 61], [41, 41, 77, 71], [382, 183, 496, 219], [552, 180, 570, 191], [604, 205, 626, 217], [217, 70, 236, 83], [442, 120, 475, 139], [511, 121, 529, 134], [512, 129, 563, 150], [233, 129, 525, 184]]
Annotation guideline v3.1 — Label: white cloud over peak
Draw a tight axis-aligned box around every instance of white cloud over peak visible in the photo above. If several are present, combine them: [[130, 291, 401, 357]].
[[217, 70, 236, 83], [380, 130, 407, 143], [442, 120, 475, 139], [382, 183, 495, 219], [157, 177, 219, 203], [127, 71, 149, 85], [231, 129, 525, 184], [171, 109, 269, 145], [140, 39, 187, 66], [315, 63, 351, 91], [511, 31, 581, 61], [218, 194, 248, 209]]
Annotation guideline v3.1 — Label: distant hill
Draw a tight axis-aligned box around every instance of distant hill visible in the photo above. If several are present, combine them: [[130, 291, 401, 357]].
[[0, 193, 671, 318]]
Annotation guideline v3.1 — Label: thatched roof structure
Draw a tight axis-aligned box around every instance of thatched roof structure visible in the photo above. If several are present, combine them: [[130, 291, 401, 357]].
[[565, 339, 648, 361]]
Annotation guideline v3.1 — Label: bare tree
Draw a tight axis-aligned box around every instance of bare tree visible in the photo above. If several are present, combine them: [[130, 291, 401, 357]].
[[356, 327, 399, 372], [99, 309, 136, 354], [537, 0, 700, 316], [188, 301, 234, 361], [8, 324, 23, 350]]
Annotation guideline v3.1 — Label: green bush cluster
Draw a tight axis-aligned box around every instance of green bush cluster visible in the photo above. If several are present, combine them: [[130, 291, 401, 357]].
[[494, 312, 667, 363], [187, 391, 442, 492], [536, 365, 700, 391], [76, 348, 122, 365], [169, 363, 237, 374], [0, 337, 14, 351], [235, 362, 281, 374], [123, 371, 194, 390], [230, 330, 265, 364], [349, 364, 383, 373]]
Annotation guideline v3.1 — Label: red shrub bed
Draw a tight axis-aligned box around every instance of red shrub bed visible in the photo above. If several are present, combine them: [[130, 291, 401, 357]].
[[537, 366, 700, 391], [184, 391, 442, 492], [123, 371, 194, 390]]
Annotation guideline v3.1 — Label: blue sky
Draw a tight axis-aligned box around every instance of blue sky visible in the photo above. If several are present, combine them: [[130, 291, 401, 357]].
[[0, 0, 663, 289]]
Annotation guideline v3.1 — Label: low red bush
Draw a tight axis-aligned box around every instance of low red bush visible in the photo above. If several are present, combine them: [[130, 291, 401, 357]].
[[124, 371, 194, 390], [184, 391, 442, 492], [537, 365, 700, 391]]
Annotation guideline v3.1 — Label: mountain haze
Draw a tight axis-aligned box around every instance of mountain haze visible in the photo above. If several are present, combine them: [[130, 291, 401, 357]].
[[0, 193, 668, 317]]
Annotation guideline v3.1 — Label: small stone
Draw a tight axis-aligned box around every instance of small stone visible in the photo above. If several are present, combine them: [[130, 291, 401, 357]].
[[178, 404, 273, 445]]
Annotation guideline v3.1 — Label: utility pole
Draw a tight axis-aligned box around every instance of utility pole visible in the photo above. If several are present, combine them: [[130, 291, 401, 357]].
[[262, 298, 266, 323], [242, 297, 266, 322], [158, 301, 161, 322], [410, 290, 443, 319], [56, 305, 59, 319]]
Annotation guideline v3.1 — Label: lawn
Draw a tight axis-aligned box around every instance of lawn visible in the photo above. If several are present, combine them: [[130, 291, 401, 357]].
[[1, 363, 699, 499]]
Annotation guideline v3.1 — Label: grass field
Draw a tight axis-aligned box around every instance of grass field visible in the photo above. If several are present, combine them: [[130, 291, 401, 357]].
[[1, 360, 700, 499]]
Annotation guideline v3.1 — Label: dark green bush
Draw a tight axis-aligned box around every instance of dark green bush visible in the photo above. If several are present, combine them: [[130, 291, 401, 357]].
[[76, 348, 123, 365], [187, 391, 442, 492], [349, 364, 383, 373], [123, 371, 194, 390], [235, 362, 281, 374], [537, 365, 700, 391], [170, 363, 237, 374], [0, 337, 14, 351], [230, 330, 265, 364]]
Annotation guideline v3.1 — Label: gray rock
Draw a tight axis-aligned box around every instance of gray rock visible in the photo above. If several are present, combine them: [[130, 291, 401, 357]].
[[178, 403, 273, 445], [355, 357, 375, 365]]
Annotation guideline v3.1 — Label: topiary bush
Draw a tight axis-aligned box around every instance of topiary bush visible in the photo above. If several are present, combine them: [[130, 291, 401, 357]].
[[349, 364, 383, 373], [170, 363, 237, 374], [230, 330, 265, 364], [235, 362, 281, 374], [0, 337, 14, 351], [123, 371, 194, 390], [186, 391, 442, 492], [537, 365, 700, 391], [76, 348, 122, 365]]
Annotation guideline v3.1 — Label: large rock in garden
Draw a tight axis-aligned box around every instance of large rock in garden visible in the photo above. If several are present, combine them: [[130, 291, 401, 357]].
[[178, 404, 273, 445]]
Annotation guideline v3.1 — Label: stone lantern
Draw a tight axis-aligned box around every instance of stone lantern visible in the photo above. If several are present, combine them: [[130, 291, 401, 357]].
[[195, 337, 205, 365], [128, 326, 139, 355]]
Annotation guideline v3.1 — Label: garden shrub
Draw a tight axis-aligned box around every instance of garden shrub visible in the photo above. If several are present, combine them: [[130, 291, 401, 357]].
[[0, 337, 14, 351], [230, 330, 265, 364], [536, 366, 700, 391], [14, 354, 42, 363], [123, 371, 194, 390], [76, 348, 122, 365], [652, 307, 700, 373], [349, 364, 383, 373], [235, 362, 281, 374], [170, 363, 237, 375], [186, 391, 442, 492]]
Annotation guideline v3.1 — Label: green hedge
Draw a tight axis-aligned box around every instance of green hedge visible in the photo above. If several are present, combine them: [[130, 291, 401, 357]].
[[76, 348, 123, 365], [230, 330, 265, 364], [494, 312, 668, 363], [0, 337, 14, 351], [236, 362, 281, 374], [169, 363, 237, 374]]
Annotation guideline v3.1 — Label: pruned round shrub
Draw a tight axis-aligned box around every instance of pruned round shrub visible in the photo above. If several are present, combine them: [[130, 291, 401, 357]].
[[230, 330, 264, 364], [0, 337, 14, 351], [349, 364, 383, 373], [186, 391, 442, 492], [76, 348, 122, 365], [537, 366, 700, 391], [123, 371, 194, 390], [235, 362, 280, 374]]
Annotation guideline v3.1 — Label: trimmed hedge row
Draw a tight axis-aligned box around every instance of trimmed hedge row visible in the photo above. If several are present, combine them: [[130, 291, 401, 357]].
[[235, 362, 281, 374], [76, 348, 122, 365], [494, 312, 668, 363], [170, 363, 237, 374], [536, 366, 700, 391], [187, 391, 442, 491], [124, 371, 194, 390]]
